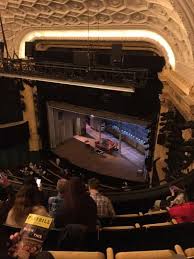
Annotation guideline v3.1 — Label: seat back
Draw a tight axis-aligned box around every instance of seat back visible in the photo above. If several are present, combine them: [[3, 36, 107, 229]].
[[50, 251, 105, 259], [141, 222, 194, 250], [142, 222, 173, 228], [115, 250, 181, 259], [184, 247, 194, 257], [43, 228, 65, 250], [112, 214, 140, 226], [141, 210, 170, 225], [44, 224, 95, 251], [99, 226, 139, 252]]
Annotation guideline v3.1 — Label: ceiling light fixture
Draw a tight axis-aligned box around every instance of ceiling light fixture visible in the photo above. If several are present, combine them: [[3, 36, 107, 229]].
[[19, 29, 176, 69]]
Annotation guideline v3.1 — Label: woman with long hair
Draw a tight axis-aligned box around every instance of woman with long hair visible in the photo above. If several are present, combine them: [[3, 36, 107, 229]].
[[5, 185, 49, 228], [55, 177, 97, 232]]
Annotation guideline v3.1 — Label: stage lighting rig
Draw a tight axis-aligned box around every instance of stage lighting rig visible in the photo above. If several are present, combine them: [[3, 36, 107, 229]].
[[0, 54, 150, 92]]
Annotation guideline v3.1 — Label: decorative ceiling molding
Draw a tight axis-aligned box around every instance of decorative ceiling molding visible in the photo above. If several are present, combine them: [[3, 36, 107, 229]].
[[159, 69, 193, 96], [171, 0, 194, 60], [35, 40, 161, 55], [160, 70, 194, 121]]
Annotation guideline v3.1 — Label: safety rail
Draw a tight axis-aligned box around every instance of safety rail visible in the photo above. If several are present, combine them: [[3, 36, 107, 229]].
[[0, 58, 148, 90]]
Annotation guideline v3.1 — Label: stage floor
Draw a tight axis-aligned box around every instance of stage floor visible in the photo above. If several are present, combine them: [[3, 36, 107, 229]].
[[54, 136, 145, 182]]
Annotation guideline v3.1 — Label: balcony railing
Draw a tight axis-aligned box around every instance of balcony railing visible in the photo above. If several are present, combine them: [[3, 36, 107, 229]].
[[0, 58, 149, 92]]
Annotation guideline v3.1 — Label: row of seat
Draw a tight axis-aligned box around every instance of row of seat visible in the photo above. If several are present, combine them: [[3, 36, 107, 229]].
[[99, 221, 194, 252], [100, 209, 170, 227], [43, 247, 188, 259], [101, 219, 175, 232], [1, 222, 194, 255]]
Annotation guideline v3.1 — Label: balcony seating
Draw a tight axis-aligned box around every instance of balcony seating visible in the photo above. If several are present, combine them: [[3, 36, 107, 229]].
[[144, 209, 168, 215], [142, 221, 173, 228], [108, 210, 170, 227], [111, 214, 141, 226], [0, 222, 193, 258], [141, 210, 170, 224], [114, 249, 185, 259], [48, 249, 187, 259], [99, 225, 141, 252], [99, 220, 194, 251], [140, 222, 194, 251], [101, 225, 136, 231], [184, 248, 194, 258], [99, 210, 169, 228], [115, 250, 178, 259], [1, 220, 194, 252], [49, 251, 106, 259], [175, 244, 194, 258], [101, 247, 186, 259], [34, 248, 187, 259]]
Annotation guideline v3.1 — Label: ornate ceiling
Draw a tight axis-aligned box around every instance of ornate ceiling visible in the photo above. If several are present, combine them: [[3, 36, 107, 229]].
[[0, 0, 194, 77]]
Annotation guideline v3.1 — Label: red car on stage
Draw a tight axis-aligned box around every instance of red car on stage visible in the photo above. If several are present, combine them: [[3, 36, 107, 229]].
[[95, 138, 118, 154]]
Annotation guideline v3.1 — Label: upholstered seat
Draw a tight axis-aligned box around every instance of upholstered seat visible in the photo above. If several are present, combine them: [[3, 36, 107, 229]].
[[115, 249, 182, 259], [115, 214, 140, 218], [49, 251, 105, 259], [111, 214, 141, 226], [99, 225, 139, 251], [184, 248, 194, 257], [143, 222, 172, 228], [144, 210, 168, 216], [101, 226, 135, 231]]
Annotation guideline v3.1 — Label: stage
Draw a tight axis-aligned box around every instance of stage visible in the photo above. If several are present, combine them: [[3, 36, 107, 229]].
[[54, 136, 145, 182]]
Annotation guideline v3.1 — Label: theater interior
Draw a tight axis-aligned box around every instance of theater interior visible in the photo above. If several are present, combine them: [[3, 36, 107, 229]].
[[0, 0, 194, 258]]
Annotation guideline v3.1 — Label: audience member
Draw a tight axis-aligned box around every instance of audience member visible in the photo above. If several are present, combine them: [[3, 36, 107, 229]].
[[63, 168, 71, 179], [88, 178, 115, 218], [155, 185, 184, 210], [0, 176, 15, 224], [55, 177, 97, 232], [167, 185, 184, 202], [169, 191, 186, 207], [23, 176, 46, 206], [5, 185, 49, 228], [168, 192, 194, 223], [23, 175, 37, 187], [56, 158, 61, 167], [48, 178, 67, 218], [8, 231, 54, 259]]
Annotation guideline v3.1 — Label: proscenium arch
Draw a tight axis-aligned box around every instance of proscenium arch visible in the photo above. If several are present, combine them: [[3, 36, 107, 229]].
[[18, 29, 176, 70]]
